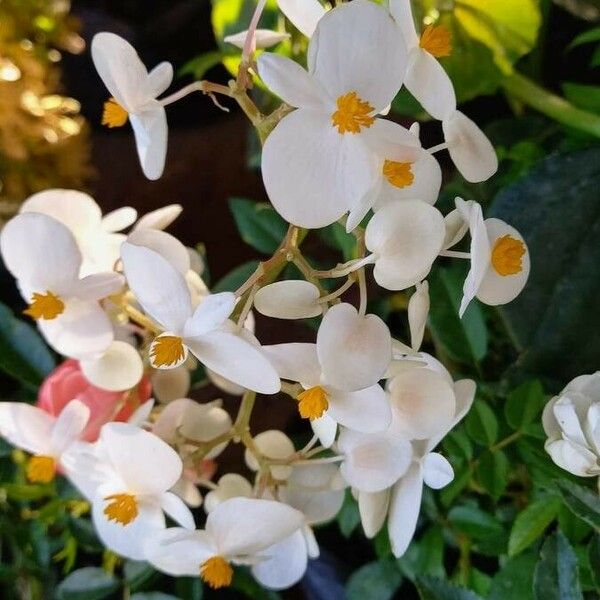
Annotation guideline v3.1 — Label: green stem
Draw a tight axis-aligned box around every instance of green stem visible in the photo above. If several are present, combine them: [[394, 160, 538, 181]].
[[489, 430, 522, 453], [502, 72, 600, 138]]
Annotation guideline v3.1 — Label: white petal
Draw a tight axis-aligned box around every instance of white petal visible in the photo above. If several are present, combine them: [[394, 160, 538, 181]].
[[146, 62, 174, 98], [258, 53, 327, 109], [318, 303, 391, 392], [261, 343, 321, 386], [1, 212, 81, 294], [254, 280, 323, 320], [245, 430, 295, 480], [422, 452, 453, 489], [91, 33, 150, 110], [388, 368, 456, 440], [152, 398, 195, 443], [128, 400, 154, 427], [389, 0, 419, 48], [100, 422, 182, 495], [134, 204, 183, 231], [405, 48, 456, 120], [338, 429, 412, 492], [160, 491, 195, 529], [346, 179, 381, 233], [0, 403, 54, 455], [171, 478, 203, 508], [50, 400, 90, 455], [408, 281, 429, 351], [366, 200, 445, 291], [145, 528, 216, 576], [443, 111, 498, 183], [79, 341, 143, 392], [126, 229, 190, 275], [476, 219, 530, 306], [92, 497, 165, 560], [327, 384, 392, 434], [311, 413, 338, 448], [121, 243, 191, 332], [552, 397, 588, 448], [130, 108, 168, 181], [262, 109, 377, 228], [207, 497, 304, 557], [204, 474, 253, 514], [308, 0, 407, 112], [545, 439, 598, 477], [388, 463, 423, 557], [152, 367, 191, 403], [72, 273, 124, 301], [358, 489, 390, 538], [187, 331, 280, 395], [102, 207, 137, 232], [252, 529, 308, 590], [442, 208, 470, 250], [225, 29, 290, 50], [279, 0, 326, 37], [183, 292, 236, 337]]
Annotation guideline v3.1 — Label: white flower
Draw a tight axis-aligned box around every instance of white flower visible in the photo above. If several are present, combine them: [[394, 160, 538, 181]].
[[258, 0, 407, 228], [254, 280, 323, 320], [145, 497, 305, 589], [442, 111, 498, 183], [0, 213, 123, 359], [0, 400, 90, 484], [204, 474, 253, 514], [455, 198, 530, 316], [78, 423, 194, 560], [364, 199, 445, 291], [92, 32, 173, 180], [263, 318, 392, 448], [151, 365, 192, 404], [79, 341, 144, 392], [133, 204, 182, 231], [543, 372, 600, 477], [224, 30, 290, 50], [245, 430, 296, 480], [389, 0, 456, 120], [278, 0, 327, 38], [408, 281, 429, 351], [120, 243, 280, 394]]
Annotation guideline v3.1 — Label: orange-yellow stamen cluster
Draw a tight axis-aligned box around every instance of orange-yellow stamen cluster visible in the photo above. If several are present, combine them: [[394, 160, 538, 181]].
[[420, 24, 452, 58], [331, 92, 375, 134], [491, 235, 526, 276], [151, 335, 186, 368], [26, 455, 56, 483], [103, 493, 138, 526], [200, 556, 233, 589], [383, 160, 415, 189], [102, 98, 128, 128], [23, 291, 65, 320], [298, 386, 329, 420]]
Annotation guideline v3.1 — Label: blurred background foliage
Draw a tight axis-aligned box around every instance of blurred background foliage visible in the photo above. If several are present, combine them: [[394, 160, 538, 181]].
[[0, 0, 600, 599]]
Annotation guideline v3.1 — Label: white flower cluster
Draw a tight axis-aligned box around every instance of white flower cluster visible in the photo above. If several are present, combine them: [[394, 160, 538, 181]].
[[0, 0, 534, 592]]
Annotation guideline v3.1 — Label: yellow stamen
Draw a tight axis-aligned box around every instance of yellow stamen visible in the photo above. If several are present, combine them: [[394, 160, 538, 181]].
[[103, 493, 138, 526], [419, 24, 452, 58], [491, 235, 526, 276], [200, 556, 233, 589], [150, 335, 186, 368], [382, 160, 415, 189], [26, 455, 56, 483], [102, 98, 128, 128], [298, 386, 329, 420], [331, 91, 375, 134], [23, 291, 65, 320]]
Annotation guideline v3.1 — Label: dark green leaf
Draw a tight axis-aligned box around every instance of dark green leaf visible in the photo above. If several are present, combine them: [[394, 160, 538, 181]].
[[55, 567, 120, 600], [488, 553, 537, 600], [562, 83, 600, 114], [505, 380, 546, 430], [174, 576, 204, 600], [229, 198, 287, 254], [508, 496, 561, 556], [588, 535, 600, 592], [398, 526, 445, 581], [346, 560, 402, 600], [374, 527, 392, 559], [212, 260, 259, 293], [319, 223, 357, 262], [131, 594, 180, 600], [416, 576, 484, 600], [569, 26, 600, 50], [558, 504, 592, 544], [0, 301, 55, 387], [448, 505, 505, 540], [179, 50, 230, 79], [465, 400, 498, 445], [428, 265, 488, 366], [475, 450, 509, 500], [337, 489, 361, 538], [556, 479, 600, 529], [124, 561, 156, 592], [443, 429, 473, 462], [467, 568, 492, 597], [533, 531, 583, 600]]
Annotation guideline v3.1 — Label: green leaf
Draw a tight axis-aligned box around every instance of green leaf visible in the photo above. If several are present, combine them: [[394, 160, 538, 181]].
[[179, 50, 231, 79], [428, 265, 488, 366], [212, 260, 259, 293], [508, 496, 561, 556], [504, 380, 546, 431], [55, 567, 120, 600], [416, 576, 484, 600], [588, 534, 600, 592], [131, 594, 180, 600], [3, 483, 53, 501], [346, 560, 402, 600], [533, 531, 583, 600], [562, 83, 600, 114], [174, 577, 204, 600], [556, 479, 600, 529], [488, 552, 537, 600], [229, 198, 287, 254], [398, 526, 445, 581], [337, 489, 361, 538], [0, 301, 55, 387], [448, 505, 505, 540], [465, 400, 498, 445], [569, 26, 600, 50], [124, 561, 156, 592], [475, 450, 509, 500], [443, 429, 473, 462], [319, 223, 357, 262], [490, 148, 600, 385]]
